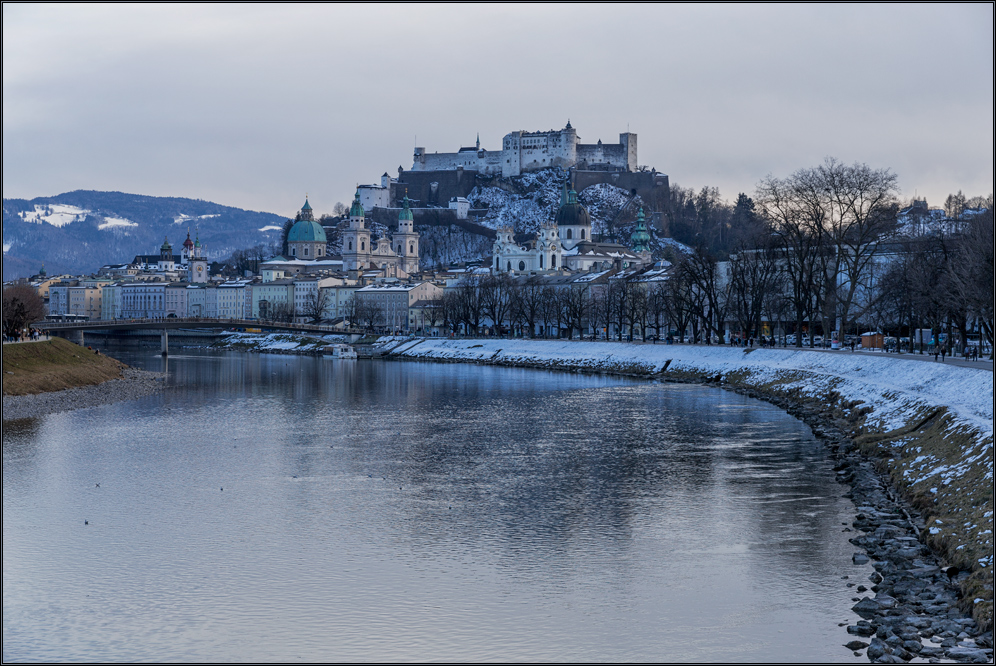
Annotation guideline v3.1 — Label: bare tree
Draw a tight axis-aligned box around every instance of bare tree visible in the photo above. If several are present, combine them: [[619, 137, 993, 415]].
[[539, 286, 560, 338], [479, 273, 513, 337], [678, 246, 728, 344], [301, 288, 331, 323], [728, 230, 779, 340], [561, 284, 589, 340], [3, 285, 46, 338]]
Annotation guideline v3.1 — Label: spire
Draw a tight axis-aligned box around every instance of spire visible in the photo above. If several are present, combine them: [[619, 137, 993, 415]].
[[560, 180, 569, 207], [476, 133, 480, 150], [301, 196, 312, 211], [349, 189, 364, 219], [399, 192, 414, 222], [630, 207, 651, 253]]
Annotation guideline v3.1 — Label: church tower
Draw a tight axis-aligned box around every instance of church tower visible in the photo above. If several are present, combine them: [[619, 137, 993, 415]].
[[189, 233, 208, 283], [158, 237, 175, 271], [341, 190, 371, 271], [556, 182, 591, 251], [393, 194, 420, 274]]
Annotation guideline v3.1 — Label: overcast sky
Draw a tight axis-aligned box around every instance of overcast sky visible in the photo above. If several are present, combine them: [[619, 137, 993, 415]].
[[3, 4, 993, 215]]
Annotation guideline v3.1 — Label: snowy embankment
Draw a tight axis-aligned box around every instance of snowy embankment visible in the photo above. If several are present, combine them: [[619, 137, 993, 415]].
[[393, 338, 993, 441], [212, 332, 348, 353]]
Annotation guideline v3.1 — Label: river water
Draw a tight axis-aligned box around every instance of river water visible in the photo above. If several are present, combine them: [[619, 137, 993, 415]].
[[3, 349, 868, 662]]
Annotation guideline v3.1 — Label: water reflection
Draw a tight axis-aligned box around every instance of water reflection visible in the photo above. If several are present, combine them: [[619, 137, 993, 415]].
[[3, 349, 865, 662]]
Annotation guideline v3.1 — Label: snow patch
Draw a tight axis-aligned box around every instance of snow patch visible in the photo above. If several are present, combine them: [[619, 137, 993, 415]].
[[19, 204, 89, 227], [97, 216, 138, 230], [259, 225, 283, 232]]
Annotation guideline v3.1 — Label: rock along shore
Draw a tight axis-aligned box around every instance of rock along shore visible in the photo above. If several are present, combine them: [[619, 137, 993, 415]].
[[385, 337, 994, 662], [2, 367, 166, 421]]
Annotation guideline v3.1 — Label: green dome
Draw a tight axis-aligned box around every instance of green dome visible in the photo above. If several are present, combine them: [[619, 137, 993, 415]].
[[288, 219, 327, 243], [399, 194, 413, 222]]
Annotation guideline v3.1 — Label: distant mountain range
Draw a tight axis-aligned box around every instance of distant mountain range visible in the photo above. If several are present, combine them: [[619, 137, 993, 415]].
[[2, 191, 287, 280]]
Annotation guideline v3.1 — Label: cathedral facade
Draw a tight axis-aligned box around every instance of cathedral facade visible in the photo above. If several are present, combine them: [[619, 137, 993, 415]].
[[341, 191, 420, 275]]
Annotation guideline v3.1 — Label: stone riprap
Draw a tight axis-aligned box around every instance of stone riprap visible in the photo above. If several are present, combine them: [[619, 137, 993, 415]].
[[2, 367, 165, 420]]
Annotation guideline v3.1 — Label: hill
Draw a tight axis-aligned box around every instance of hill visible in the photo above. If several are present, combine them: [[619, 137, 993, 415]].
[[2, 190, 287, 279]]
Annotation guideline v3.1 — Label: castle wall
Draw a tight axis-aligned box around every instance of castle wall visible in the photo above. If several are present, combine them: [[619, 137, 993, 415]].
[[395, 168, 479, 207], [412, 149, 502, 175], [573, 170, 670, 211]]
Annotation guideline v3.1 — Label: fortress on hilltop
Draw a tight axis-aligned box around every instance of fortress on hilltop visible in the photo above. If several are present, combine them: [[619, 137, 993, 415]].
[[411, 121, 637, 178]]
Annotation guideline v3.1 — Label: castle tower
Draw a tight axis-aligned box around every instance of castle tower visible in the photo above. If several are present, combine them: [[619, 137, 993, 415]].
[[393, 194, 420, 274], [342, 190, 371, 271]]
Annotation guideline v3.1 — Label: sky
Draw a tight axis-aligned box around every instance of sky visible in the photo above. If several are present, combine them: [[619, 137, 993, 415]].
[[3, 4, 993, 216]]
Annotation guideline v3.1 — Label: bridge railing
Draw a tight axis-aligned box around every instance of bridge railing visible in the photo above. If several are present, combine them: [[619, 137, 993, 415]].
[[37, 317, 365, 335]]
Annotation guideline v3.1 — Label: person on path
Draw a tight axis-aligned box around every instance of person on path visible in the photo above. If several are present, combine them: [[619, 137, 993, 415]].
[[934, 346, 940, 362], [940, 344, 947, 363]]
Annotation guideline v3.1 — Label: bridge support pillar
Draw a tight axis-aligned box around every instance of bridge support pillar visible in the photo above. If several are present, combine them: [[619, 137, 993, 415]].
[[161, 329, 168, 356]]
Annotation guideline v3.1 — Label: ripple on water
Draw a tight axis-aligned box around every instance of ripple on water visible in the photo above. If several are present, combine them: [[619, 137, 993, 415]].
[[2, 351, 867, 662]]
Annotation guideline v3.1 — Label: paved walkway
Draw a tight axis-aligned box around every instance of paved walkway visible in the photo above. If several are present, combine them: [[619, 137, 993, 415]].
[[2, 336, 52, 345], [765, 346, 993, 371]]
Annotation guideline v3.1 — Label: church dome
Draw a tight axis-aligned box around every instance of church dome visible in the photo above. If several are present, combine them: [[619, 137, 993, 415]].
[[287, 219, 327, 243], [555, 188, 591, 228]]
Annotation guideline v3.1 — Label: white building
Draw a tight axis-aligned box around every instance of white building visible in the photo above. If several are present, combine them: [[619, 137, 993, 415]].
[[355, 282, 443, 332], [121, 281, 167, 318], [217, 280, 252, 319]]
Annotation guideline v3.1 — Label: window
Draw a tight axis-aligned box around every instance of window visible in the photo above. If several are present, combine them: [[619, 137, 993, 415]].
[[348, 241, 353, 250], [566, 229, 572, 239], [581, 229, 586, 239], [518, 261, 525, 271]]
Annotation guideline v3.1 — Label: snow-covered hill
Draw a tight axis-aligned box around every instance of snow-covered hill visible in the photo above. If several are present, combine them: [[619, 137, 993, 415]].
[[462, 167, 675, 256], [2, 191, 287, 279]]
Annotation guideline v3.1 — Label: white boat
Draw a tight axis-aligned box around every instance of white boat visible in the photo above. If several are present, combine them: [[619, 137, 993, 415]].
[[324, 343, 357, 359]]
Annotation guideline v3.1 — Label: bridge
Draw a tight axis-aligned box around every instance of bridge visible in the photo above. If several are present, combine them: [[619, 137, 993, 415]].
[[37, 318, 363, 355]]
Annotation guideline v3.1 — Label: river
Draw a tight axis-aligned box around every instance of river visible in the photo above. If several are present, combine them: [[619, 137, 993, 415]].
[[3, 348, 868, 662]]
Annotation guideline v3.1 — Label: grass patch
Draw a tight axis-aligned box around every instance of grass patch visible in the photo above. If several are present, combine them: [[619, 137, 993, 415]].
[[2, 337, 127, 396]]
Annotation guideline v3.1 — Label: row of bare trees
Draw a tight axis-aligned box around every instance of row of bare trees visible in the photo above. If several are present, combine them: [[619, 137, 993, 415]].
[[873, 212, 994, 352], [435, 272, 712, 342]]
